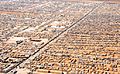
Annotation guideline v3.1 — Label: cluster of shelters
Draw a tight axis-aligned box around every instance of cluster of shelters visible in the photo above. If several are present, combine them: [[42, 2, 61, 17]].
[[0, 0, 120, 74]]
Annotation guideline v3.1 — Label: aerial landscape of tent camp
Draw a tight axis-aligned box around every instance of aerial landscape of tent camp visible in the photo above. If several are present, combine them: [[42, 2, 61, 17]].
[[0, 0, 120, 74]]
